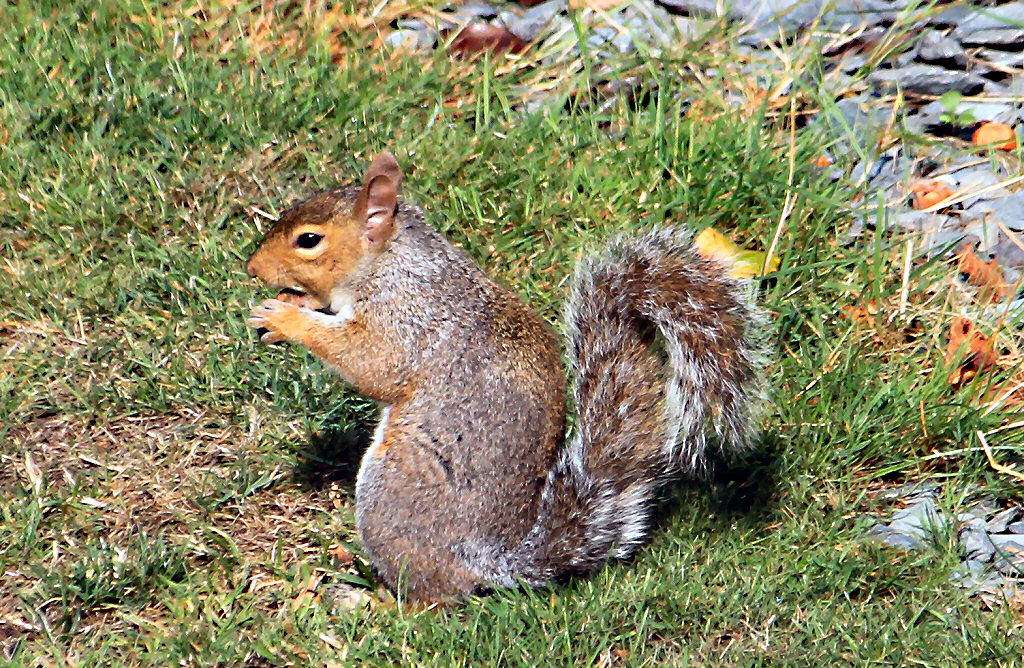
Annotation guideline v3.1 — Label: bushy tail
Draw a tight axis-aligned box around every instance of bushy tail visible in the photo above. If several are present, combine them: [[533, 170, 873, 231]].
[[510, 228, 767, 584]]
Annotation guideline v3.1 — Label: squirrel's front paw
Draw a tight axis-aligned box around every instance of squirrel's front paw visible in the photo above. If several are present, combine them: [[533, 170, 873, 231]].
[[248, 299, 300, 344]]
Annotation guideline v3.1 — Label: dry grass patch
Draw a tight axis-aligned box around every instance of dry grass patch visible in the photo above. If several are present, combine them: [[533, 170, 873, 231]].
[[1, 410, 361, 654]]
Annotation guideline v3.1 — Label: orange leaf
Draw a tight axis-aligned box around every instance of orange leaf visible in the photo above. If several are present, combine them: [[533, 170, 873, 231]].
[[813, 155, 833, 168], [972, 122, 1017, 151], [955, 245, 1009, 302], [945, 316, 996, 386], [910, 181, 954, 210]]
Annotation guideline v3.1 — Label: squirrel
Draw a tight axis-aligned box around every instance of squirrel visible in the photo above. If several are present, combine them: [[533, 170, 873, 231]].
[[246, 151, 767, 604]]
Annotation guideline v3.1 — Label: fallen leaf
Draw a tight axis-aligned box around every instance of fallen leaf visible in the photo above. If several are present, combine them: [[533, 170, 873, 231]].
[[955, 244, 1009, 302], [330, 544, 354, 566], [910, 180, 954, 210], [693, 227, 779, 278], [840, 300, 878, 323], [813, 155, 833, 168], [945, 316, 996, 386], [447, 24, 527, 57], [24, 453, 43, 495], [972, 122, 1017, 151]]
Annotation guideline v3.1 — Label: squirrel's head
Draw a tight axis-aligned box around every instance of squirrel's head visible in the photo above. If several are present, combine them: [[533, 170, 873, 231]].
[[246, 151, 402, 311]]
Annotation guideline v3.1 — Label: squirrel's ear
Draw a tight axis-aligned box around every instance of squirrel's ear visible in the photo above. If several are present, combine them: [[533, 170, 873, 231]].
[[355, 152, 402, 253]]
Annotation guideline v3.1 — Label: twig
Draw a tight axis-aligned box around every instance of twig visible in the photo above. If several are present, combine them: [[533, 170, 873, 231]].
[[976, 430, 1024, 484]]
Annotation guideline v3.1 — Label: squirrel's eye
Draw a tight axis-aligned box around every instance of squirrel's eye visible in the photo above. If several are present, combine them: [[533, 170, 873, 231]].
[[295, 232, 323, 249]]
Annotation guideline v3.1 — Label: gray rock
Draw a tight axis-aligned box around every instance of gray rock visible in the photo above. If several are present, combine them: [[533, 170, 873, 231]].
[[894, 210, 947, 232], [889, 498, 949, 542], [878, 480, 942, 501], [990, 534, 1024, 551], [953, 2, 1024, 33], [916, 30, 968, 69], [957, 102, 1019, 125], [953, 2, 1024, 48], [654, 0, 718, 16], [962, 28, 1024, 49], [951, 558, 994, 587], [1008, 520, 1024, 534], [993, 238, 1024, 268], [994, 553, 1024, 576], [950, 167, 1006, 208], [960, 527, 996, 562], [961, 213, 1002, 254], [500, 0, 565, 43], [958, 513, 988, 530], [396, 19, 440, 42], [933, 3, 975, 27], [869, 65, 988, 96], [968, 193, 1024, 232], [987, 507, 1021, 533], [864, 522, 926, 550], [918, 229, 967, 257], [382, 29, 432, 51], [446, 0, 500, 21]]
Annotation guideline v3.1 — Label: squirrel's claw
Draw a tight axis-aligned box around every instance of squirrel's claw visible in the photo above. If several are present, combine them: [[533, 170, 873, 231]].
[[248, 299, 294, 344]]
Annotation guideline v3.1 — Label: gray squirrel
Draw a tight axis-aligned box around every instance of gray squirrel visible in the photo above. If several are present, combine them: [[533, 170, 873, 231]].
[[247, 152, 767, 603]]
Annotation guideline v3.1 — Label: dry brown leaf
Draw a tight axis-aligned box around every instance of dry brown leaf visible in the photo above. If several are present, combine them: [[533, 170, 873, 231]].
[[955, 245, 1009, 302], [945, 316, 996, 386], [910, 181, 954, 210], [447, 24, 527, 57]]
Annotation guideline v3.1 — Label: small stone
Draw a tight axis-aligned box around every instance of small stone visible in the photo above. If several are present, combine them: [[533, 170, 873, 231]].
[[992, 238, 1024, 269], [951, 558, 991, 587], [883, 532, 927, 550], [916, 30, 968, 69], [950, 167, 1006, 208], [953, 3, 1024, 48], [994, 554, 1024, 576], [894, 210, 945, 233], [446, 0, 501, 21], [878, 480, 942, 501], [870, 65, 988, 96], [1008, 520, 1024, 534], [968, 193, 1024, 232], [654, 0, 718, 17], [958, 512, 987, 528], [987, 508, 1021, 533], [499, 0, 564, 43], [918, 229, 967, 257], [960, 527, 996, 562], [382, 29, 430, 51], [889, 498, 949, 542], [960, 213, 1002, 254], [990, 534, 1024, 551], [864, 522, 925, 550]]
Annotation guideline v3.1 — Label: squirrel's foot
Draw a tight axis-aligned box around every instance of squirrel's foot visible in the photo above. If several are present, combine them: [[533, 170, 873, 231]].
[[248, 298, 302, 344]]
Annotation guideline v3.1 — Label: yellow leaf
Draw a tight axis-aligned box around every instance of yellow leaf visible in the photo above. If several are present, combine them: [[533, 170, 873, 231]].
[[692, 227, 778, 278]]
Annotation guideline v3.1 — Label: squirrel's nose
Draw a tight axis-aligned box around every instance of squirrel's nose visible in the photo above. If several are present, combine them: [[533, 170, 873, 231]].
[[246, 254, 261, 278]]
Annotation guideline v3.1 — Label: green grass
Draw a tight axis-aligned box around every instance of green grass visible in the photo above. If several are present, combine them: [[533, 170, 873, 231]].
[[2, 1, 1023, 664]]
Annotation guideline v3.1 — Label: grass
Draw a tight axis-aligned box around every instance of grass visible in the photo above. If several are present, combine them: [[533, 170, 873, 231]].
[[2, 0, 1023, 664]]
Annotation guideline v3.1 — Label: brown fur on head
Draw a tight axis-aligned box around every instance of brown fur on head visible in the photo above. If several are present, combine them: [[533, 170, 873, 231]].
[[246, 152, 402, 311]]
